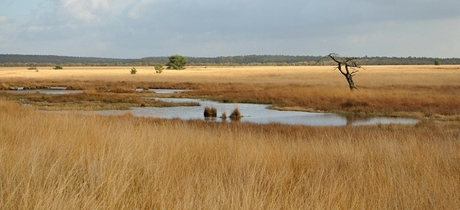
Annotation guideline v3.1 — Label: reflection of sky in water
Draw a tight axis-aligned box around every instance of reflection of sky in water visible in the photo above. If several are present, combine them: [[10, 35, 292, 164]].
[[8, 89, 83, 94], [148, 89, 191, 94], [128, 98, 419, 126], [39, 97, 419, 126]]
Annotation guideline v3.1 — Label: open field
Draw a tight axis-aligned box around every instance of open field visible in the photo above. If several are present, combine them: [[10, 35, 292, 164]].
[[1, 65, 460, 118], [1, 65, 460, 209], [1, 65, 460, 85]]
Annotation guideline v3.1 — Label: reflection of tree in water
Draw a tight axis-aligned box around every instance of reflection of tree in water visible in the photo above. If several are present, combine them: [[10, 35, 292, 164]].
[[345, 115, 372, 126]]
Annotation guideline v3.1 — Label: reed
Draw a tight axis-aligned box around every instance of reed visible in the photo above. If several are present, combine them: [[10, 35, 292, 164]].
[[221, 111, 227, 120], [204, 106, 217, 118], [1, 100, 459, 209], [229, 107, 242, 120]]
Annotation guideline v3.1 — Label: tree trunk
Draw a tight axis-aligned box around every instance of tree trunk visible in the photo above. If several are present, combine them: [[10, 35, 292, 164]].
[[344, 74, 356, 91], [327, 53, 361, 91]]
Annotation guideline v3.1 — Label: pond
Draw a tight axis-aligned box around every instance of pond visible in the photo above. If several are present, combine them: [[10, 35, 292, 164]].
[[83, 98, 419, 126]]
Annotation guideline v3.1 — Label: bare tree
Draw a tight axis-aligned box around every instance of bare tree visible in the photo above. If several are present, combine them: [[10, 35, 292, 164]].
[[324, 53, 363, 91]]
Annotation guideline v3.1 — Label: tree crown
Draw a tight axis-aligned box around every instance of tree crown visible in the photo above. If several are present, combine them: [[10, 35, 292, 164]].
[[166, 55, 187, 70]]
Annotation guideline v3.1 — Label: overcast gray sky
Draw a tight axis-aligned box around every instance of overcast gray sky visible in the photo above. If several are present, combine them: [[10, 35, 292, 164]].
[[1, 0, 459, 58]]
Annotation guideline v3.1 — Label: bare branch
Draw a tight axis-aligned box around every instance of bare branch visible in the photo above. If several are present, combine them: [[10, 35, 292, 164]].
[[328, 53, 341, 64], [325, 53, 364, 91]]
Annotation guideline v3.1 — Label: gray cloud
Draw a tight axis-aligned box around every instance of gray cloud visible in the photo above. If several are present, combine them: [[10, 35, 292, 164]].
[[1, 0, 459, 58]]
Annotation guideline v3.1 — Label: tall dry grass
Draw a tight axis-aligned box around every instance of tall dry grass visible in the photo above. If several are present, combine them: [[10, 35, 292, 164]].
[[2, 65, 459, 88], [184, 83, 460, 118], [2, 65, 458, 118], [1, 100, 459, 209]]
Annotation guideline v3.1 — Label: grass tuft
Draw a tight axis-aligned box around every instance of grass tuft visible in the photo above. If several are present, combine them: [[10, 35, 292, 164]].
[[229, 107, 242, 120], [221, 111, 227, 120], [204, 106, 217, 118]]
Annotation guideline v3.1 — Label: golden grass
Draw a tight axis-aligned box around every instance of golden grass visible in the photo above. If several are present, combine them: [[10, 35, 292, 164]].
[[1, 65, 460, 208], [1, 100, 459, 209], [1, 65, 459, 86], [183, 83, 460, 119], [1, 65, 459, 119]]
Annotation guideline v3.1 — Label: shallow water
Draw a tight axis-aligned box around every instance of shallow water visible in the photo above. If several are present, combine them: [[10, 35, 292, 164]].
[[148, 89, 191, 94], [39, 97, 419, 126], [7, 89, 83, 94], [128, 98, 419, 126]]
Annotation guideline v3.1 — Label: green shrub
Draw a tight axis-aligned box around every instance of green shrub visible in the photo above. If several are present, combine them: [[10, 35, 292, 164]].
[[130, 67, 137, 74], [53, 65, 63, 70], [155, 64, 164, 74]]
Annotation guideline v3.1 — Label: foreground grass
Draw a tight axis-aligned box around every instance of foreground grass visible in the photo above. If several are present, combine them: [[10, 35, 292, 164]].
[[1, 100, 459, 209]]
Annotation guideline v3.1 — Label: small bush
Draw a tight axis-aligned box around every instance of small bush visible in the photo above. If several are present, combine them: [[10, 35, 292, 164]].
[[53, 65, 63, 70], [155, 64, 164, 74], [434, 60, 441, 65], [130, 67, 137, 74], [229, 108, 242, 120], [204, 106, 217, 118]]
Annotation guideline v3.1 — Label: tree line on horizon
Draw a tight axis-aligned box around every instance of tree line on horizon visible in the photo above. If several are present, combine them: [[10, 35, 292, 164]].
[[0, 54, 459, 67]]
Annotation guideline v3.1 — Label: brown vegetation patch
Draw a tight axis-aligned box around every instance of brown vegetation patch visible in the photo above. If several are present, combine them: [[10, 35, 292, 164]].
[[0, 91, 199, 110], [340, 99, 370, 108], [204, 106, 217, 118], [229, 108, 242, 120]]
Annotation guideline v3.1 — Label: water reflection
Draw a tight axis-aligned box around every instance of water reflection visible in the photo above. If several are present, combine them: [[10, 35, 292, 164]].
[[127, 98, 419, 126], [148, 89, 190, 94], [7, 89, 83, 94]]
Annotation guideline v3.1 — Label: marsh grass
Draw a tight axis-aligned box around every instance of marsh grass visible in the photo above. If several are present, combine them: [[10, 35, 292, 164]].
[[204, 106, 217, 118], [1, 66, 459, 118], [183, 83, 460, 118], [0, 91, 199, 110], [229, 107, 242, 120], [1, 100, 460, 209], [1, 65, 459, 209], [221, 111, 227, 120]]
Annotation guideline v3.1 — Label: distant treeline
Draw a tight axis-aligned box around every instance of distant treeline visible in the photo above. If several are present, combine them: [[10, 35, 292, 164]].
[[1, 54, 459, 67]]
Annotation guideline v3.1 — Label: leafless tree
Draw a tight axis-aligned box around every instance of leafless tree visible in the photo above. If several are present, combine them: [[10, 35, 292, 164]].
[[321, 53, 364, 91]]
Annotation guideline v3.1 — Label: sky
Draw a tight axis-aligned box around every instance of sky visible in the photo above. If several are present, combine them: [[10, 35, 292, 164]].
[[1, 0, 459, 58]]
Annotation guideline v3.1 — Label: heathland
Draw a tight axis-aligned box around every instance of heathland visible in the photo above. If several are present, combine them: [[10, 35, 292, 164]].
[[1, 65, 459, 209]]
